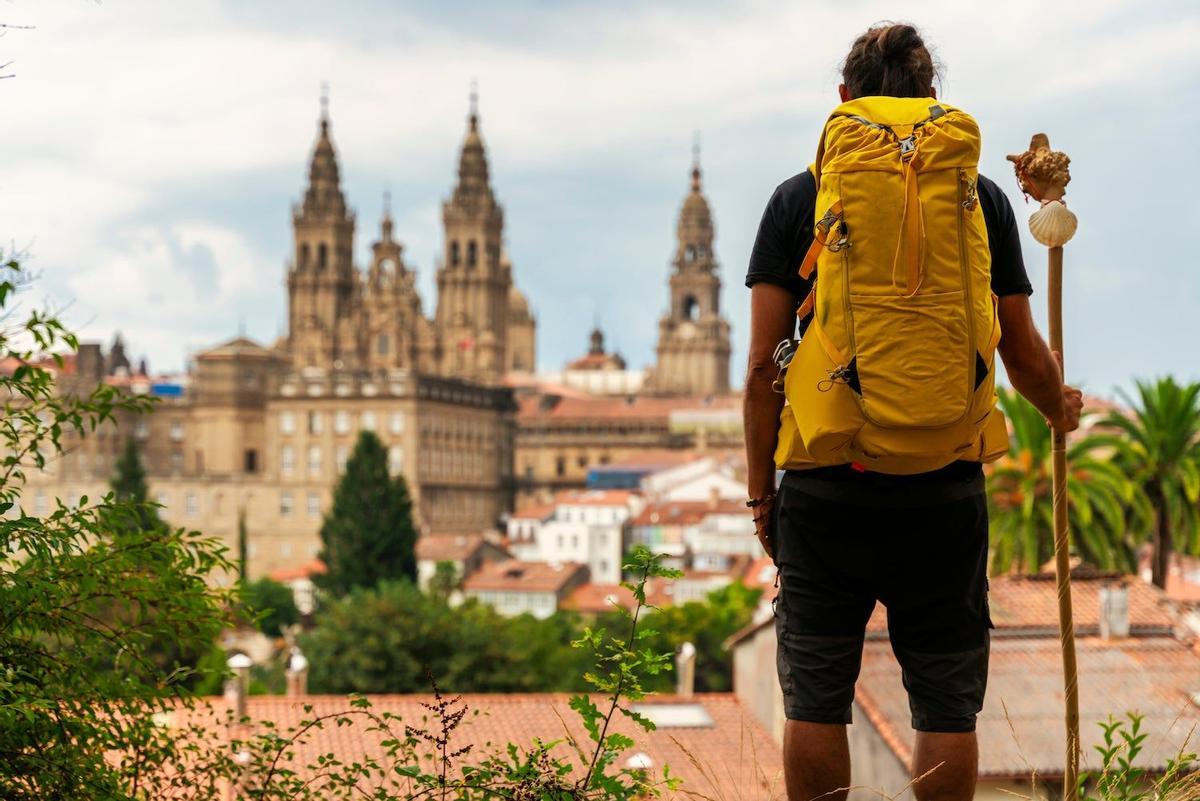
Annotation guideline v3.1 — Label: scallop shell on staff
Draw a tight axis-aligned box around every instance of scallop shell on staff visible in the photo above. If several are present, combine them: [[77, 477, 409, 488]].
[[1028, 199, 1078, 248]]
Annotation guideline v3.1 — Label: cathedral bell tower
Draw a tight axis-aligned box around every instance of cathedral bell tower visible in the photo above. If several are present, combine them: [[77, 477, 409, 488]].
[[363, 194, 423, 371], [432, 89, 510, 384], [286, 93, 359, 371], [649, 145, 731, 397]]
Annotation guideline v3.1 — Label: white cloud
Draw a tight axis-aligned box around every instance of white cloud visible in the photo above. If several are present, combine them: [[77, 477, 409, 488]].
[[0, 0, 1196, 390]]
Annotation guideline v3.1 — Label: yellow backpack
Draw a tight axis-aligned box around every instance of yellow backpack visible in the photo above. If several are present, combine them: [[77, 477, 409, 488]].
[[775, 96, 1010, 475]]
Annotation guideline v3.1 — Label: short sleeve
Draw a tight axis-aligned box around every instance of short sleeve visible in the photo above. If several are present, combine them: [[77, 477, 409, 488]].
[[744, 171, 816, 302], [978, 174, 1033, 297]]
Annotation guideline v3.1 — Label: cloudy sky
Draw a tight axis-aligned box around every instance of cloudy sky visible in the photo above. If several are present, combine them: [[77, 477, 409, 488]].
[[2, 0, 1197, 395]]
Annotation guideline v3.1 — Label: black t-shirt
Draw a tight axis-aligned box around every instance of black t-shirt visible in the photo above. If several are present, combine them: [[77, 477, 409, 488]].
[[745, 170, 1032, 487]]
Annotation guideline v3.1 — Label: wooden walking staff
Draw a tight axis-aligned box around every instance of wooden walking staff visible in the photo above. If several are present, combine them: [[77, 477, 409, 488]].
[[1008, 134, 1081, 799]]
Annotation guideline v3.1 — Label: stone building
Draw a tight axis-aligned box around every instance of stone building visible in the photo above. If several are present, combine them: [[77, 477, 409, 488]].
[[19, 96, 530, 581], [644, 150, 731, 397]]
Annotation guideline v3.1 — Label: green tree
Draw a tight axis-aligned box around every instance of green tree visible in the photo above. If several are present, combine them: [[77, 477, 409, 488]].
[[988, 388, 1152, 575], [1092, 378, 1200, 589], [242, 577, 300, 637], [0, 256, 235, 799], [109, 436, 160, 530], [300, 580, 587, 693], [315, 430, 417, 595], [632, 581, 761, 693]]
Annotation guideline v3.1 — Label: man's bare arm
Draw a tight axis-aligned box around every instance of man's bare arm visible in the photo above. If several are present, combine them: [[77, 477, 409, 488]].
[[743, 283, 796, 501], [996, 293, 1081, 431]]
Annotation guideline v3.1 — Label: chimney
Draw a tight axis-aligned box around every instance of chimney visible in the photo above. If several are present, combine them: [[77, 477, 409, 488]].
[[224, 652, 252, 720], [1100, 582, 1130, 640], [285, 646, 309, 698], [675, 641, 696, 698]]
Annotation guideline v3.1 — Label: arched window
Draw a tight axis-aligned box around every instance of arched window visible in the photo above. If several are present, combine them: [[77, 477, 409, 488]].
[[682, 295, 699, 321], [300, 243, 310, 268], [467, 240, 477, 268], [317, 243, 328, 269], [686, 245, 697, 262], [450, 241, 460, 266], [377, 332, 390, 356]]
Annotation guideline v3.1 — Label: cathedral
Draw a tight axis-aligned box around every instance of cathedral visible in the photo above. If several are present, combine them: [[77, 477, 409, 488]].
[[287, 94, 536, 383], [19, 94, 738, 579]]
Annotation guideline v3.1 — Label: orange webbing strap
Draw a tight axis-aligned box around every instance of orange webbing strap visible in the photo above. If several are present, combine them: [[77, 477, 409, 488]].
[[798, 200, 844, 281], [892, 154, 924, 297], [796, 289, 815, 320]]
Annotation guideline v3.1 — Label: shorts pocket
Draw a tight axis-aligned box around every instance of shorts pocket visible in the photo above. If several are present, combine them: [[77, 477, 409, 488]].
[[849, 290, 971, 428]]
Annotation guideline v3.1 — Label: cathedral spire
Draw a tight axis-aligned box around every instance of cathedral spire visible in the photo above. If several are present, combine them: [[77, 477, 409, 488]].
[[677, 137, 714, 270], [380, 188, 394, 242], [452, 83, 493, 207], [301, 86, 347, 220]]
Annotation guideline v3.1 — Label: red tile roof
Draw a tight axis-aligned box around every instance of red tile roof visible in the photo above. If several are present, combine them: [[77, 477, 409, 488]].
[[181, 693, 782, 799], [415, 532, 506, 563], [509, 502, 557, 521], [518, 393, 741, 422], [267, 559, 326, 582], [865, 574, 1178, 636], [463, 560, 588, 593], [631, 499, 748, 527], [857, 635, 1200, 778], [552, 488, 637, 507]]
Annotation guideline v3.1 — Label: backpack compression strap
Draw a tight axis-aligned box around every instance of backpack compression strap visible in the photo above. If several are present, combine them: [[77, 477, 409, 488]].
[[795, 200, 844, 321]]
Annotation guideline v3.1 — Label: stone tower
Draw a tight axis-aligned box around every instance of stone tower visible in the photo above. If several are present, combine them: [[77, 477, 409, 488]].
[[286, 98, 359, 371], [434, 92, 510, 384], [362, 194, 424, 371], [649, 148, 731, 397]]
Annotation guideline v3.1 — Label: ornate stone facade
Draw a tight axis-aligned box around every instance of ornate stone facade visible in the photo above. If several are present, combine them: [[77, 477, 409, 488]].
[[645, 153, 731, 397]]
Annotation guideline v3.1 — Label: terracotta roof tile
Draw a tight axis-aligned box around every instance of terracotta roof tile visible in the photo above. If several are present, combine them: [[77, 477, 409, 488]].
[[181, 693, 781, 799], [267, 559, 326, 582], [518, 393, 741, 422], [631, 499, 747, 527], [463, 560, 588, 593], [552, 488, 638, 507], [857, 636, 1200, 778], [415, 533, 505, 563]]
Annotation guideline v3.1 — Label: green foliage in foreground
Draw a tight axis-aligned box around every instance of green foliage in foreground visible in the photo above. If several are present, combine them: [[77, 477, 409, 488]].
[[0, 256, 237, 800], [1078, 713, 1196, 801]]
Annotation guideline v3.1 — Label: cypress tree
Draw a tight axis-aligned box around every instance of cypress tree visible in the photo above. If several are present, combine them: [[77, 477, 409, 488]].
[[315, 430, 417, 595], [109, 437, 160, 530]]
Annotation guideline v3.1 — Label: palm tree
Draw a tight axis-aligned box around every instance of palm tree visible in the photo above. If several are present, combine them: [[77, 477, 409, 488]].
[[1090, 378, 1200, 589], [987, 388, 1151, 575]]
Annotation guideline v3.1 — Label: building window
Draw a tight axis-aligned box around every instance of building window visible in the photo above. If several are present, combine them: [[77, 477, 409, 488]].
[[361, 411, 376, 431], [577, 455, 588, 469], [169, 421, 184, 442], [170, 452, 183, 473], [686, 245, 697, 262], [555, 456, 566, 478], [336, 446, 348, 473], [389, 412, 404, 435], [244, 448, 258, 473], [307, 445, 322, 476], [300, 243, 310, 267], [317, 243, 328, 269], [155, 492, 168, 511], [195, 450, 205, 473], [377, 332, 390, 356], [134, 419, 149, 440], [334, 410, 350, 435], [308, 411, 323, 435], [185, 493, 198, 517], [467, 240, 477, 268], [280, 492, 294, 517], [388, 446, 403, 476], [280, 412, 295, 435], [281, 446, 295, 476], [307, 492, 320, 518], [450, 240, 460, 266]]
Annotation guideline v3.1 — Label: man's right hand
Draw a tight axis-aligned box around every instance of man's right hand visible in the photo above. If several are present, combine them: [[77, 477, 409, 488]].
[[1049, 382, 1083, 433], [753, 501, 776, 561]]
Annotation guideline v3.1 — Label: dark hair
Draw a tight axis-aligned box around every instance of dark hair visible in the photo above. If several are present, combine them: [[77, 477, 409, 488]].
[[841, 23, 939, 99]]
